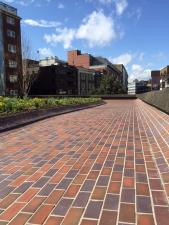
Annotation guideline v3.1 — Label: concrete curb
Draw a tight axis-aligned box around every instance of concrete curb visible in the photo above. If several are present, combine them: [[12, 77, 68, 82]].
[[138, 98, 169, 115], [0, 102, 105, 133]]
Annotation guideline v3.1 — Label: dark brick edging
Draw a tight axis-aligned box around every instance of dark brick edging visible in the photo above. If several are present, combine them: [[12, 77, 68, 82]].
[[0, 101, 105, 133]]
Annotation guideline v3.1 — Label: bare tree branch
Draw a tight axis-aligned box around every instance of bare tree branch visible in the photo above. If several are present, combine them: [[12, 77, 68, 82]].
[[19, 33, 39, 97]]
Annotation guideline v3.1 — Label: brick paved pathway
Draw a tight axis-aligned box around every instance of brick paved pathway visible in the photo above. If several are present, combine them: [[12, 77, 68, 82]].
[[0, 99, 169, 225]]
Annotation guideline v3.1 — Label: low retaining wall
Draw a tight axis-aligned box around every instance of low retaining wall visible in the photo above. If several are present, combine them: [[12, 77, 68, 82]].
[[30, 95, 137, 99], [0, 102, 104, 133], [138, 88, 169, 114]]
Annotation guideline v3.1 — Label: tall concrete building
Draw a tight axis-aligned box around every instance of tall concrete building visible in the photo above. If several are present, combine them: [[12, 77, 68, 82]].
[[0, 2, 22, 96]]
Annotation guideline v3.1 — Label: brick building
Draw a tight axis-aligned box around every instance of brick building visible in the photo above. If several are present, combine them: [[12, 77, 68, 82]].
[[0, 2, 22, 96], [68, 50, 128, 92], [151, 70, 160, 90], [160, 66, 169, 90]]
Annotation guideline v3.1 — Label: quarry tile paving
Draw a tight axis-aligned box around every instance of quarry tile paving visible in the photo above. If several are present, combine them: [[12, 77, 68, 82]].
[[0, 99, 169, 225]]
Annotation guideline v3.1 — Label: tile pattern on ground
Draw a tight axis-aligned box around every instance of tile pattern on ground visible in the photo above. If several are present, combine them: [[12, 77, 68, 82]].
[[0, 99, 168, 224]]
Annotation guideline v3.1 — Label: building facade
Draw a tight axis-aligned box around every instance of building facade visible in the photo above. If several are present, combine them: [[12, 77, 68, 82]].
[[77, 67, 95, 95], [113, 64, 128, 92], [39, 56, 66, 67], [151, 70, 160, 91], [30, 64, 78, 96], [68, 50, 128, 92], [160, 66, 169, 90], [128, 80, 151, 95], [0, 2, 22, 96]]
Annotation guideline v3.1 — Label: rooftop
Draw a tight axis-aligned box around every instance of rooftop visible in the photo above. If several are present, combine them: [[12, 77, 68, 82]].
[[0, 2, 17, 15]]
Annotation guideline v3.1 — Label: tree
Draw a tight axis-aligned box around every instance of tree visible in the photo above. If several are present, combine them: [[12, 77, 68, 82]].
[[19, 35, 39, 97], [96, 74, 125, 95]]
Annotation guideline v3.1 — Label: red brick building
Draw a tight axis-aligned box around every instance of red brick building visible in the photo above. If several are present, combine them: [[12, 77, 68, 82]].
[[151, 70, 160, 90], [0, 2, 22, 96], [68, 50, 128, 92]]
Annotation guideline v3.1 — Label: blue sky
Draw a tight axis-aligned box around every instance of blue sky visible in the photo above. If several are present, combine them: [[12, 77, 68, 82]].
[[3, 0, 169, 81]]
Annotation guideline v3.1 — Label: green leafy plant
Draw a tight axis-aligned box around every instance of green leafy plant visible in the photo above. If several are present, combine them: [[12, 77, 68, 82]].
[[0, 97, 101, 116]]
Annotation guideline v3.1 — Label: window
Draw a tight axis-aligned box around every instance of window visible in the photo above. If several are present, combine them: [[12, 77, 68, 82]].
[[6, 16, 15, 25], [8, 44, 16, 53], [9, 60, 17, 68], [10, 89, 18, 96], [81, 73, 85, 80], [7, 30, 15, 38], [9, 75, 18, 83]]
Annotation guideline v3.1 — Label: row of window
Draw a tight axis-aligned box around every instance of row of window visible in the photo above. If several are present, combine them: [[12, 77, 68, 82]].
[[6, 16, 15, 25], [10, 89, 18, 95], [9, 60, 17, 68], [9, 75, 18, 83], [8, 44, 16, 53], [7, 29, 15, 38]]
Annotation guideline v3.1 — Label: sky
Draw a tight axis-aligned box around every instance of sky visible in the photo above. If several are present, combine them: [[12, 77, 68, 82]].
[[3, 0, 169, 81]]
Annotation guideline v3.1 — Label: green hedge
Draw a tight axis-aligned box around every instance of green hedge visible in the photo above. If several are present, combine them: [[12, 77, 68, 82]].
[[0, 97, 101, 115]]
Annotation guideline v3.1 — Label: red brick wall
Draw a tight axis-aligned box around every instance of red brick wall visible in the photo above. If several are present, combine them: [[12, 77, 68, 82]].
[[2, 13, 22, 95], [68, 50, 90, 68]]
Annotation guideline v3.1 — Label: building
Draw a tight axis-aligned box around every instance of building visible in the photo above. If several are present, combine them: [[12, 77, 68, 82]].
[[128, 82, 137, 95], [77, 67, 95, 95], [128, 80, 151, 95], [89, 56, 122, 81], [0, 2, 22, 96], [23, 59, 39, 76], [39, 56, 66, 67], [30, 64, 78, 95], [30, 64, 97, 96], [113, 64, 128, 92], [151, 70, 160, 90], [160, 66, 169, 90], [21, 59, 39, 96], [68, 50, 128, 92]]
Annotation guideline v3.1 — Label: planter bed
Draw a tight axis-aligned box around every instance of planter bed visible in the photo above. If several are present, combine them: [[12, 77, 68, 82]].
[[0, 101, 104, 133]]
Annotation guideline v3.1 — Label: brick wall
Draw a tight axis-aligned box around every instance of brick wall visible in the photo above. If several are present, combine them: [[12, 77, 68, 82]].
[[68, 50, 91, 68]]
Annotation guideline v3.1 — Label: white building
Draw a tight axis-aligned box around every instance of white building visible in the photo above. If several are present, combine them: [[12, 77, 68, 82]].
[[128, 82, 136, 95], [39, 56, 66, 67]]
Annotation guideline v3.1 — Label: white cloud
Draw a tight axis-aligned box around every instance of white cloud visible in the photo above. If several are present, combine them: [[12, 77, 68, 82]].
[[129, 64, 151, 82], [38, 48, 54, 58], [44, 10, 118, 49], [98, 0, 112, 4], [114, 0, 128, 16], [128, 7, 142, 21], [86, 0, 112, 4], [76, 11, 116, 47], [58, 3, 64, 9], [110, 53, 133, 66], [138, 52, 144, 61], [22, 19, 61, 28], [44, 28, 76, 49]]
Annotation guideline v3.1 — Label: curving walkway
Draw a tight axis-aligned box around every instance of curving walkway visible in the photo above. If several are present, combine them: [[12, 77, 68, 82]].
[[0, 99, 169, 225]]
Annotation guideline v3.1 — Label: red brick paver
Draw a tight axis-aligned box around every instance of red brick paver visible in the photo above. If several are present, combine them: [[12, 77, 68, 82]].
[[0, 99, 169, 224]]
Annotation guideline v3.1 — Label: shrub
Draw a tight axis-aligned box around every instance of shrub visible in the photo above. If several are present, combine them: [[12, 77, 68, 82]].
[[0, 97, 101, 115]]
